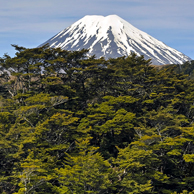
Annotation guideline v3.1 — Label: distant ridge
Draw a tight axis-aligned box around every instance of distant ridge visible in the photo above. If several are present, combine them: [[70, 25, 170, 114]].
[[40, 15, 191, 65]]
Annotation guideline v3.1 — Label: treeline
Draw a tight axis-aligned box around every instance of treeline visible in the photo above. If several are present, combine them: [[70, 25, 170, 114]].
[[1, 45, 194, 193], [162, 60, 194, 79]]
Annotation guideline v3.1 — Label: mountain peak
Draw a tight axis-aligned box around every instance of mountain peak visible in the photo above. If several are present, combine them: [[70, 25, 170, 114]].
[[82, 14, 121, 20], [40, 15, 191, 65]]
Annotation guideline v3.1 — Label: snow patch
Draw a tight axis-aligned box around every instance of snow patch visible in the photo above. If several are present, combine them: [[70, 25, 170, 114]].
[[40, 15, 191, 65]]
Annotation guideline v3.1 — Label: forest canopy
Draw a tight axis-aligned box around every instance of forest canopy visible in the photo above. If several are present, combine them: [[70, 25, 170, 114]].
[[1, 44, 194, 193]]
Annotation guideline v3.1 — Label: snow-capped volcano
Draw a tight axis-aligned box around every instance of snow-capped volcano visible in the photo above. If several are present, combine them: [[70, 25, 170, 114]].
[[40, 15, 191, 65]]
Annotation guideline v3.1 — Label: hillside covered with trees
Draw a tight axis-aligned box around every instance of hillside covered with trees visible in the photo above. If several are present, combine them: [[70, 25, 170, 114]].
[[161, 60, 194, 79], [1, 45, 194, 194]]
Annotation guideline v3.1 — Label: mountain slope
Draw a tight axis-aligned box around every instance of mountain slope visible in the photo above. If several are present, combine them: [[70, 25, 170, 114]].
[[40, 15, 191, 65]]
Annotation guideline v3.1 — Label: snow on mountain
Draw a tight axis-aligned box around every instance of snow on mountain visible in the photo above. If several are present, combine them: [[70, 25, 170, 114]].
[[40, 15, 191, 65]]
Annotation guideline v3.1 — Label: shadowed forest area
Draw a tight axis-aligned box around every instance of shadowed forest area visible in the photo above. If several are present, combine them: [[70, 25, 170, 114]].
[[1, 44, 194, 193]]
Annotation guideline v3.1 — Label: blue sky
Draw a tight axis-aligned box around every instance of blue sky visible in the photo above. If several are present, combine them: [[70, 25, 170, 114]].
[[0, 0, 194, 59]]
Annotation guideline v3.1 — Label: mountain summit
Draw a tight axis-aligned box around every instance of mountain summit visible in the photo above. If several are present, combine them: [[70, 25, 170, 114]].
[[40, 15, 190, 65]]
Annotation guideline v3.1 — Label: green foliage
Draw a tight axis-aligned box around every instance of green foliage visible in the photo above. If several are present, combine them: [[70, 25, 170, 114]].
[[55, 138, 115, 194], [1, 45, 194, 193], [163, 60, 194, 80]]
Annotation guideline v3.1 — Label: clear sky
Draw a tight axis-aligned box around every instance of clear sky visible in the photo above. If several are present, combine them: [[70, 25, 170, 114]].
[[0, 0, 194, 59]]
